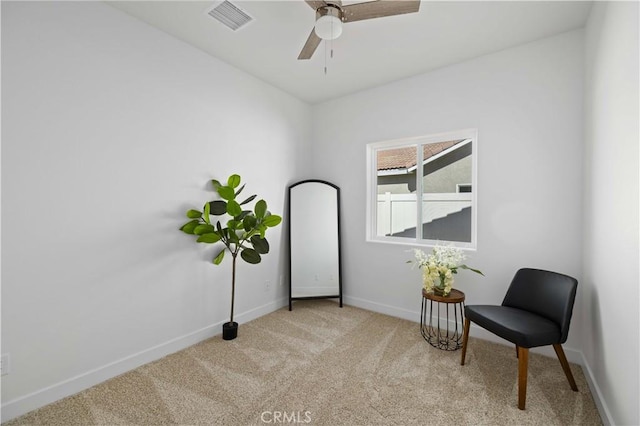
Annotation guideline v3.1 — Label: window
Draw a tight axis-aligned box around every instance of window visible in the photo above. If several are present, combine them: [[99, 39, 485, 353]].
[[366, 129, 477, 249], [457, 184, 472, 193]]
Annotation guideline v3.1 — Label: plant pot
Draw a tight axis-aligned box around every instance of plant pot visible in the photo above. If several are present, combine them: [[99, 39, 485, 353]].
[[222, 322, 238, 340]]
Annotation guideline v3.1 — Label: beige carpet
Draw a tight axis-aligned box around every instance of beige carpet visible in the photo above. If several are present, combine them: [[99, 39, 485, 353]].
[[5, 300, 601, 425]]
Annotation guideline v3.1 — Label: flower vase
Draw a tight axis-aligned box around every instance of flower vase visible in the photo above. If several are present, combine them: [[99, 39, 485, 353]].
[[433, 276, 451, 296], [433, 286, 446, 296]]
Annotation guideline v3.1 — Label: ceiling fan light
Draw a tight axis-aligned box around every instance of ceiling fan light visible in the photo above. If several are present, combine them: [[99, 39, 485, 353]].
[[314, 14, 342, 40]]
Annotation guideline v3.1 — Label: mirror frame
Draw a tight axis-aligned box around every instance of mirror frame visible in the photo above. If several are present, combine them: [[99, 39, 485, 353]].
[[288, 179, 343, 310]]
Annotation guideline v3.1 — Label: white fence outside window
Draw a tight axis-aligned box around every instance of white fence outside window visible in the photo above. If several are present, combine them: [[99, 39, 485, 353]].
[[377, 192, 472, 236]]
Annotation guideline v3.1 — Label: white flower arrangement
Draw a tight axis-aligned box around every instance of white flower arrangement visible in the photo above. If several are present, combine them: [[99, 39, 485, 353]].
[[409, 245, 483, 296]]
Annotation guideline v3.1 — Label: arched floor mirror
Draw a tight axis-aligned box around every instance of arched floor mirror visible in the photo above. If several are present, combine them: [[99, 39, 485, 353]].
[[288, 180, 343, 310]]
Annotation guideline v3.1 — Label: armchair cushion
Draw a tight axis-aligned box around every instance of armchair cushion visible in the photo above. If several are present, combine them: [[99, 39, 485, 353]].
[[465, 305, 561, 348]]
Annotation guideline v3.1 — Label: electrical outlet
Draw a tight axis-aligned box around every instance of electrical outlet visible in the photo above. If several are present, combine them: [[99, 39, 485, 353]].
[[265, 280, 271, 292], [1, 353, 10, 376]]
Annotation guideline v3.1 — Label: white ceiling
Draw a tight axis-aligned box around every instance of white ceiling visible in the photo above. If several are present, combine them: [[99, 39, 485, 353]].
[[107, 1, 593, 104]]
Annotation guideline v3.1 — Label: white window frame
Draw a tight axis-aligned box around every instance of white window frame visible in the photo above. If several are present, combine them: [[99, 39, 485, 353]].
[[365, 128, 478, 250]]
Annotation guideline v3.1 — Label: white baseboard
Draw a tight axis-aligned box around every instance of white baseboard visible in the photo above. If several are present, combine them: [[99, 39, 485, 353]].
[[576, 352, 615, 426], [344, 294, 613, 425], [0, 298, 288, 423], [344, 295, 419, 323]]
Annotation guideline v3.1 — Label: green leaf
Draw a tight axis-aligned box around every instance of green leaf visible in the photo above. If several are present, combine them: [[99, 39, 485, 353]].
[[235, 184, 245, 197], [262, 215, 282, 227], [180, 220, 200, 234], [211, 179, 221, 191], [194, 224, 215, 235], [218, 186, 235, 201], [197, 233, 221, 243], [241, 248, 261, 264], [250, 235, 269, 254], [255, 199, 267, 219], [210, 201, 227, 215], [186, 209, 202, 219], [239, 194, 257, 205], [229, 230, 240, 244], [227, 220, 240, 230], [227, 174, 241, 189], [213, 249, 225, 265], [203, 200, 211, 225], [243, 215, 257, 231], [460, 264, 484, 276], [227, 200, 242, 217]]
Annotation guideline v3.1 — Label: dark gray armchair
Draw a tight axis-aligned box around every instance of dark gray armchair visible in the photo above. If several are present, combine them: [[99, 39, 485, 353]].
[[460, 268, 579, 410]]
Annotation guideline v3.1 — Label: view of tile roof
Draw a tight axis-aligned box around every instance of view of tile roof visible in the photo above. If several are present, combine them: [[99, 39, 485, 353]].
[[376, 140, 465, 171]]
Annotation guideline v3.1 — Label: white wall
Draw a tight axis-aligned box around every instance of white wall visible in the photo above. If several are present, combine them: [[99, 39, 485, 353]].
[[583, 2, 639, 425], [1, 1, 310, 420], [312, 31, 585, 350]]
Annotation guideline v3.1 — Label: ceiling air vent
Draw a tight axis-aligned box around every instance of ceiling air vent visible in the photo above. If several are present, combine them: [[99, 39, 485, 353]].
[[207, 1, 254, 31]]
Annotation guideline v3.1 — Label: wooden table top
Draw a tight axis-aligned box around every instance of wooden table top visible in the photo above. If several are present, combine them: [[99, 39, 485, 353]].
[[422, 288, 465, 303]]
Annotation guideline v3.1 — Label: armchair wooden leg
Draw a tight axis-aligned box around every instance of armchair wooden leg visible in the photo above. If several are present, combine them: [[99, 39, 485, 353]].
[[517, 346, 529, 410], [460, 318, 471, 365], [553, 344, 578, 391]]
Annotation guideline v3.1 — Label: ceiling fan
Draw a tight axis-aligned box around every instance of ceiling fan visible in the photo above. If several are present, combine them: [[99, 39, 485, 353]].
[[298, 0, 421, 60]]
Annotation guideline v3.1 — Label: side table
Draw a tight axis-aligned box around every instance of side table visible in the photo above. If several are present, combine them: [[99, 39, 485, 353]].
[[420, 288, 466, 351]]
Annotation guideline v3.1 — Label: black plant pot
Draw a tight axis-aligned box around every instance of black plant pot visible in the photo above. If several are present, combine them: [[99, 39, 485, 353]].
[[222, 321, 238, 340]]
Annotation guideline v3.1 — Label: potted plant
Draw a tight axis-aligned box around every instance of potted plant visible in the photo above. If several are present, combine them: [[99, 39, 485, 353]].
[[180, 173, 282, 340], [409, 245, 483, 296]]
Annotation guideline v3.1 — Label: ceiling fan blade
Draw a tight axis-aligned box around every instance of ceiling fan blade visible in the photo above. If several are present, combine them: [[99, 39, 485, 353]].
[[342, 0, 420, 23], [305, 1, 327, 10], [298, 29, 322, 60]]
